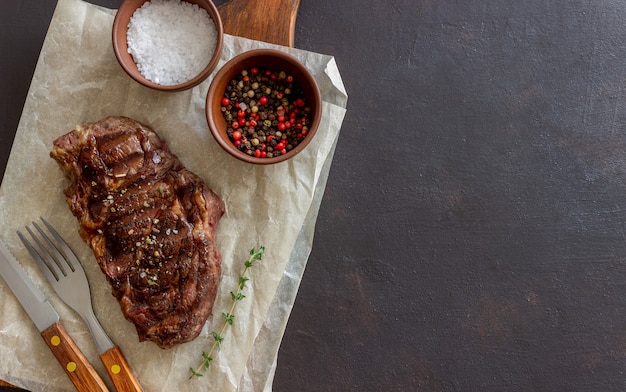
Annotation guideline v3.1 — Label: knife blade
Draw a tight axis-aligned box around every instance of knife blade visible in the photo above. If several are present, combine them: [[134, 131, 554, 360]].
[[0, 239, 110, 392]]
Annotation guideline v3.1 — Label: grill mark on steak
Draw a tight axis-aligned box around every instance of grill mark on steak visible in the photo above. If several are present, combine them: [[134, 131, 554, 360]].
[[50, 116, 225, 349]]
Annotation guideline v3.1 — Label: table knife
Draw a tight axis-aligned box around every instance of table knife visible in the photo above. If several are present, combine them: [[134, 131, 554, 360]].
[[0, 240, 110, 392]]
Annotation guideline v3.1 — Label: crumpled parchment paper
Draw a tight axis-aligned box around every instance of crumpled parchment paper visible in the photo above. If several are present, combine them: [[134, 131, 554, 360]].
[[0, 0, 347, 391]]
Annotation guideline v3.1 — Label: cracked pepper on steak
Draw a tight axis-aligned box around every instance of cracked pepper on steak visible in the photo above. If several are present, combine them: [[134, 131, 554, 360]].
[[50, 116, 225, 349]]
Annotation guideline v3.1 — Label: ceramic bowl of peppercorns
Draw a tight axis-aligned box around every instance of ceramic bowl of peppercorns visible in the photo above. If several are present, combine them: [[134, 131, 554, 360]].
[[206, 49, 322, 164], [112, 0, 224, 92]]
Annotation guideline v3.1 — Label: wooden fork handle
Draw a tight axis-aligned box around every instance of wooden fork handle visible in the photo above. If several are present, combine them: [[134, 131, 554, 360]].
[[100, 346, 143, 392], [41, 323, 110, 392]]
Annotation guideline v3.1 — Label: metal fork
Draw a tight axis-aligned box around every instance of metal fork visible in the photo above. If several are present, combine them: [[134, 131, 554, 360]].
[[18, 217, 143, 392]]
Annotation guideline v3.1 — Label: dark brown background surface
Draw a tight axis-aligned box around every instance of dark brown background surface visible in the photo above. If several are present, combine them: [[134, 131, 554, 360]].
[[3, 0, 626, 391]]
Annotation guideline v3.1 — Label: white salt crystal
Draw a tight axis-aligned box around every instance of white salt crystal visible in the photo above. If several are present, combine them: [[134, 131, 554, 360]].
[[127, 0, 217, 86]]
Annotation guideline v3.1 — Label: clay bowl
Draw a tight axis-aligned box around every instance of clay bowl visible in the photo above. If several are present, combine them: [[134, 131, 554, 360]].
[[112, 0, 223, 92], [206, 49, 322, 164]]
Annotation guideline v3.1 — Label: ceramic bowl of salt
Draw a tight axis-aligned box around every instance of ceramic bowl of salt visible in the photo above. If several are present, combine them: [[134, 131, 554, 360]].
[[112, 0, 223, 92]]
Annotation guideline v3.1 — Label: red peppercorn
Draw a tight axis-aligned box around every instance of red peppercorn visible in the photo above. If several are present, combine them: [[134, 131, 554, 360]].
[[243, 75, 249, 82], [277, 91, 284, 99], [277, 115, 285, 123], [254, 149, 261, 158], [295, 98, 305, 107], [286, 75, 293, 83], [232, 130, 242, 140], [251, 67, 259, 75], [285, 121, 291, 129], [231, 121, 239, 129], [260, 151, 267, 158], [277, 123, 286, 132], [238, 118, 246, 126], [237, 110, 246, 118], [259, 96, 268, 105], [221, 97, 230, 106], [249, 119, 258, 127]]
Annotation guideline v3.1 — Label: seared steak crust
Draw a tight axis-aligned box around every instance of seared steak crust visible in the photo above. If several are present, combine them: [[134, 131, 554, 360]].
[[50, 116, 225, 348]]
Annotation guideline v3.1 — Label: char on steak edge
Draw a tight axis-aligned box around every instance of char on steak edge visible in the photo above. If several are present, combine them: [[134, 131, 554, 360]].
[[50, 116, 225, 349]]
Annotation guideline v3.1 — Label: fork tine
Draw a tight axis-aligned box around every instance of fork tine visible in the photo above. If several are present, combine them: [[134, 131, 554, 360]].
[[40, 217, 79, 272], [16, 230, 60, 282], [32, 221, 72, 275], [26, 224, 69, 277]]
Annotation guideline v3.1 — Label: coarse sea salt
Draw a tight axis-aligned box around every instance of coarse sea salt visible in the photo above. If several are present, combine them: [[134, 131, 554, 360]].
[[127, 0, 217, 86]]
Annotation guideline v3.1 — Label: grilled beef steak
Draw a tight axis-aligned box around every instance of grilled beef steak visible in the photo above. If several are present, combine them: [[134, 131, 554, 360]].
[[50, 116, 225, 348]]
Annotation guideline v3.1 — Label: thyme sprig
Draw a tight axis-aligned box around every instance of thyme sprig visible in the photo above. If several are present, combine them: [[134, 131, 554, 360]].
[[190, 246, 265, 378]]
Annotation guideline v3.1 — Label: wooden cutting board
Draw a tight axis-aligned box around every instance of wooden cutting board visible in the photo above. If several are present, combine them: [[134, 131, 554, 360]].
[[0, 0, 300, 390], [219, 0, 301, 47]]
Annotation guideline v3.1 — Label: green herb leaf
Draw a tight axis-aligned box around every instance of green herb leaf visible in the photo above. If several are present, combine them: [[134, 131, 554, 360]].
[[190, 246, 265, 379], [212, 331, 224, 347]]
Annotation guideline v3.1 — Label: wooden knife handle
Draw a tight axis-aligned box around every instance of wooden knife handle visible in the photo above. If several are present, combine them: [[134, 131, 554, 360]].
[[100, 346, 143, 392], [40, 323, 110, 392]]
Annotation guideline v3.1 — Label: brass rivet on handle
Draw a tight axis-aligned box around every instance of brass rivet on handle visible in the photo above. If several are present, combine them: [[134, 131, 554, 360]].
[[66, 362, 77, 372], [111, 364, 121, 374], [50, 335, 61, 346]]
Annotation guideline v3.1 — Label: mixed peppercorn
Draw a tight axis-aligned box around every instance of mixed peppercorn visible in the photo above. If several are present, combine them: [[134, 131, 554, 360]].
[[220, 67, 312, 158]]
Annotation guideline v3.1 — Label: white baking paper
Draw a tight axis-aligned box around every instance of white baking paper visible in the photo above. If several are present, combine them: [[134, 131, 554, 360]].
[[0, 0, 348, 391]]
